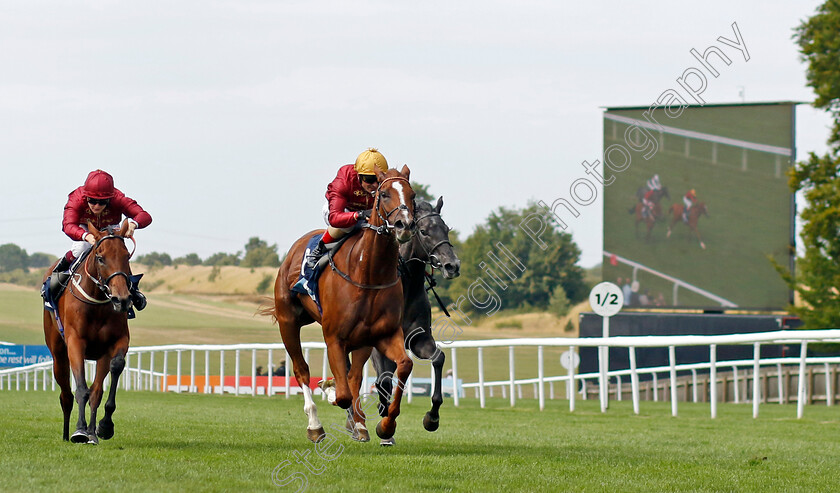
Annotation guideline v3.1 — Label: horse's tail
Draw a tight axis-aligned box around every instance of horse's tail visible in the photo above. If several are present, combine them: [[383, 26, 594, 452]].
[[257, 297, 278, 324]]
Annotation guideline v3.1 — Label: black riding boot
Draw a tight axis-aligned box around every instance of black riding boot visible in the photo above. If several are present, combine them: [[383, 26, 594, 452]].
[[305, 240, 327, 270], [53, 256, 72, 274]]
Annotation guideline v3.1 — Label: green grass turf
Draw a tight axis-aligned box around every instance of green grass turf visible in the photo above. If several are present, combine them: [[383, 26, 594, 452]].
[[3, 391, 840, 492], [602, 109, 793, 309]]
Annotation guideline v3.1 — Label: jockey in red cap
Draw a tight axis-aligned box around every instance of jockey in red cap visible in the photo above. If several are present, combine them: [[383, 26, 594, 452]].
[[305, 148, 388, 269], [52, 170, 153, 309]]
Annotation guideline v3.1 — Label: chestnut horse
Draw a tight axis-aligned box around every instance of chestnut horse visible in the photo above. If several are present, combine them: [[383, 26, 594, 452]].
[[269, 166, 416, 443], [43, 220, 135, 444], [667, 202, 708, 249], [371, 197, 460, 444]]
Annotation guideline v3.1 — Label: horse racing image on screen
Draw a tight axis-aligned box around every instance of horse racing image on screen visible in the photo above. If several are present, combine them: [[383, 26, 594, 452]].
[[602, 102, 796, 310]]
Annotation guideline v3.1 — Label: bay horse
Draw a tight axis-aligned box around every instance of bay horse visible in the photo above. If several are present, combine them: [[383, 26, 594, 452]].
[[269, 166, 416, 443], [667, 202, 708, 249], [630, 187, 669, 241], [633, 201, 662, 241], [370, 197, 460, 445], [43, 220, 135, 443]]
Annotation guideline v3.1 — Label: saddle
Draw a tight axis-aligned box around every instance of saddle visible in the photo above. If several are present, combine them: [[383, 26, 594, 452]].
[[41, 251, 91, 311], [291, 233, 353, 314]]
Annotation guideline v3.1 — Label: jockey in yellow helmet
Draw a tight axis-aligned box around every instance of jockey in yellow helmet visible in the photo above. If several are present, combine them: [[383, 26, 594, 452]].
[[306, 148, 389, 269]]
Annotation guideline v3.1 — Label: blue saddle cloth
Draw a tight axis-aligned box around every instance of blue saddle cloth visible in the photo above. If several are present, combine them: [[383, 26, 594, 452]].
[[291, 234, 325, 315]]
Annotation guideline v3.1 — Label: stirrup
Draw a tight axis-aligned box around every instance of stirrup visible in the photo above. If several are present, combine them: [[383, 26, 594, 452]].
[[306, 243, 326, 270]]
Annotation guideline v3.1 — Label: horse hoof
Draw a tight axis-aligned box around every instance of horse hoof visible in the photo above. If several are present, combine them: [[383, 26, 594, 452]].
[[307, 427, 326, 443], [375, 420, 394, 440], [353, 427, 370, 442], [70, 430, 90, 444], [380, 437, 396, 447], [96, 421, 114, 440], [85, 435, 99, 445], [422, 413, 440, 432]]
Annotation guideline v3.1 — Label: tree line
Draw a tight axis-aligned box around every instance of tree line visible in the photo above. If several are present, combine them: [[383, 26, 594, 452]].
[[136, 237, 281, 268]]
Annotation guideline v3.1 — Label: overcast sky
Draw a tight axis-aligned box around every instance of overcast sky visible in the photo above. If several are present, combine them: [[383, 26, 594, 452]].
[[0, 1, 832, 267]]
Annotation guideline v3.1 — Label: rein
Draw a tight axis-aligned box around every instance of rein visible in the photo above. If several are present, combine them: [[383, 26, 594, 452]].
[[400, 211, 452, 316], [330, 175, 412, 290], [70, 235, 134, 305], [327, 253, 401, 290]]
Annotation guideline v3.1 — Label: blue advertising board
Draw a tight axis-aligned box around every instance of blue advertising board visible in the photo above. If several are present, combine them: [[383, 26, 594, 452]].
[[0, 345, 53, 367]]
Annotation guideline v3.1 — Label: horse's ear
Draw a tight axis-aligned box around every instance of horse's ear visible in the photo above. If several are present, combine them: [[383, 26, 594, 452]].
[[435, 196, 444, 214], [118, 220, 130, 237], [399, 165, 410, 181], [376, 169, 387, 182], [86, 220, 101, 240]]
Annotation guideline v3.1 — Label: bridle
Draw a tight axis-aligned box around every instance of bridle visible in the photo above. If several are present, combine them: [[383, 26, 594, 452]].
[[329, 175, 414, 290], [364, 176, 415, 237], [410, 211, 452, 270], [71, 234, 135, 305]]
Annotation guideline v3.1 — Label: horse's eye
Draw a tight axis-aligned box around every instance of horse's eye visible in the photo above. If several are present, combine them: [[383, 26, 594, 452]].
[[419, 230, 428, 236], [96, 255, 105, 264], [380, 192, 390, 200]]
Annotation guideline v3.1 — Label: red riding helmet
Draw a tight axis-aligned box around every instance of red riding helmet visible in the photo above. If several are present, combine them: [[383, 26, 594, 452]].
[[83, 170, 115, 199]]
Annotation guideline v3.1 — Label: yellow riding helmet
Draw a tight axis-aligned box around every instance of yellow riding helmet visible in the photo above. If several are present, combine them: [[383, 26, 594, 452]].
[[354, 148, 388, 176]]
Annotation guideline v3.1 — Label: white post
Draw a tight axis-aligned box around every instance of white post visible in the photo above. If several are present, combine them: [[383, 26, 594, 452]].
[[691, 369, 698, 403], [251, 349, 257, 397], [825, 362, 833, 407], [777, 362, 784, 405], [149, 351, 155, 391], [451, 347, 459, 407], [267, 349, 273, 397], [616, 375, 622, 401], [219, 350, 225, 395], [190, 350, 196, 394], [176, 350, 182, 394], [203, 350, 210, 394], [538, 346, 545, 411], [478, 347, 485, 409], [629, 346, 639, 415], [753, 343, 761, 419], [797, 342, 808, 419], [599, 316, 610, 413], [710, 344, 717, 419], [234, 350, 240, 395], [652, 373, 658, 402], [284, 349, 290, 399], [163, 351, 169, 393], [568, 346, 576, 412], [669, 345, 677, 417], [124, 354, 130, 390], [733, 366, 740, 404], [509, 346, 516, 407]]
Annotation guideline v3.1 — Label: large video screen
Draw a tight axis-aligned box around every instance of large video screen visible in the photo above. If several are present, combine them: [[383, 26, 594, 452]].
[[602, 102, 795, 310]]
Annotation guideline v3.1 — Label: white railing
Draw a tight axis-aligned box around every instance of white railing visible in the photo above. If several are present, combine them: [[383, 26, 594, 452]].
[[4, 330, 840, 419]]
